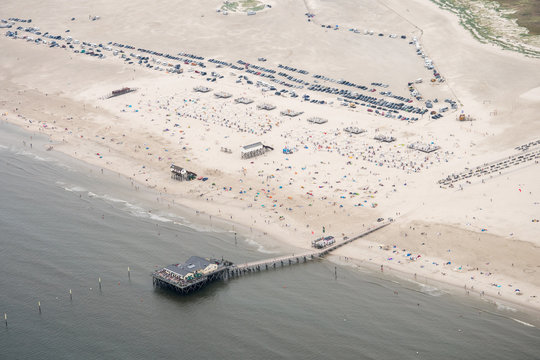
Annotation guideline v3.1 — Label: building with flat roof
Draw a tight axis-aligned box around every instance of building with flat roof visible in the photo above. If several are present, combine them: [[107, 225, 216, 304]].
[[152, 256, 230, 294]]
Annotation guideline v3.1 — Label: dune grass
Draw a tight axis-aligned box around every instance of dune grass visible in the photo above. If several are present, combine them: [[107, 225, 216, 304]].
[[496, 0, 540, 35], [221, 0, 266, 12], [430, 0, 540, 57]]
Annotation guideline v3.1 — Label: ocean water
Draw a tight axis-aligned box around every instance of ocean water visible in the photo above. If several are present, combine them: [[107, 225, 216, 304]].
[[1, 121, 539, 359]]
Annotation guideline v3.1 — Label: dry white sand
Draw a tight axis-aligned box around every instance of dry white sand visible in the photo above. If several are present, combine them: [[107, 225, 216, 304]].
[[1, 0, 539, 314]]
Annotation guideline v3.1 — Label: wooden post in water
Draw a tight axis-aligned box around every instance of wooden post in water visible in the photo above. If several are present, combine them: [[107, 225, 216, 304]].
[[69, 289, 72, 301], [128, 267, 131, 279], [4, 313, 7, 327], [99, 277, 102, 290], [38, 301, 41, 314]]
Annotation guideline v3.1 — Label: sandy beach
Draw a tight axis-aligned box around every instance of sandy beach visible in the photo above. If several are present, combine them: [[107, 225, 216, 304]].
[[1, 0, 539, 314]]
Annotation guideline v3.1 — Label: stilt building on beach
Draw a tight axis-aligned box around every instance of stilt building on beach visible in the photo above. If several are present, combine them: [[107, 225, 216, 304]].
[[170, 164, 197, 181], [214, 91, 232, 98], [235, 97, 254, 104], [241, 142, 273, 159], [280, 109, 303, 117], [193, 86, 212, 93], [374, 134, 396, 142], [308, 117, 328, 124], [257, 103, 276, 110], [344, 126, 366, 134]]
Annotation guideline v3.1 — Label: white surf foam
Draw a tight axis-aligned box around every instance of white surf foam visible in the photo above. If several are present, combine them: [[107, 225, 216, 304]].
[[512, 318, 535, 327], [419, 284, 445, 297], [122, 201, 172, 223], [245, 238, 278, 254], [63, 185, 88, 193], [16, 150, 52, 162], [149, 213, 173, 223], [496, 302, 517, 312]]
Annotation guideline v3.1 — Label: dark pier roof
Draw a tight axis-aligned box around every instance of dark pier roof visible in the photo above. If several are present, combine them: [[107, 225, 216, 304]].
[[152, 256, 231, 294], [165, 256, 212, 277]]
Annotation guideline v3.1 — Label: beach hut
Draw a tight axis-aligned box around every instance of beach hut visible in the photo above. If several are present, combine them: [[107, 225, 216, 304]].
[[374, 134, 396, 142], [235, 97, 254, 104], [170, 164, 197, 181], [257, 103, 276, 111], [408, 142, 440, 153], [193, 86, 212, 93], [280, 109, 304, 117], [308, 117, 328, 124], [214, 91, 232, 98], [344, 126, 365, 134], [241, 142, 273, 159]]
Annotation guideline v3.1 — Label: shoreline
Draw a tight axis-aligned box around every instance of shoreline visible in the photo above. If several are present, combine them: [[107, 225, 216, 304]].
[[1, 0, 539, 322], [2, 118, 539, 323], [331, 253, 540, 327]]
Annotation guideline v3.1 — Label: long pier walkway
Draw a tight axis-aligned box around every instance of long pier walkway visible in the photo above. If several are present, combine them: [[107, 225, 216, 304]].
[[228, 221, 391, 276]]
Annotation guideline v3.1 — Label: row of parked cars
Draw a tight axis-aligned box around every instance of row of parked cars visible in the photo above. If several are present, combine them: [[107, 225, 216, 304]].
[[269, 76, 304, 89], [208, 58, 231, 67], [278, 64, 308, 75], [111, 43, 202, 69], [237, 60, 276, 74], [8, 17, 31, 23], [338, 79, 369, 90], [309, 84, 425, 114], [277, 72, 310, 85], [245, 68, 275, 79], [302, 94, 326, 104], [178, 51, 203, 60]]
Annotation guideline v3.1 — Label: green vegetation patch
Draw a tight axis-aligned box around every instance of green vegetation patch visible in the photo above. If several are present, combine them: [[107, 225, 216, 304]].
[[221, 0, 267, 12], [496, 0, 540, 35], [430, 0, 540, 57]]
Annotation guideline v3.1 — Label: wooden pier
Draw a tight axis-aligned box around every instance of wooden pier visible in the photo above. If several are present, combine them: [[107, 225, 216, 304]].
[[228, 221, 390, 276], [153, 221, 391, 294]]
